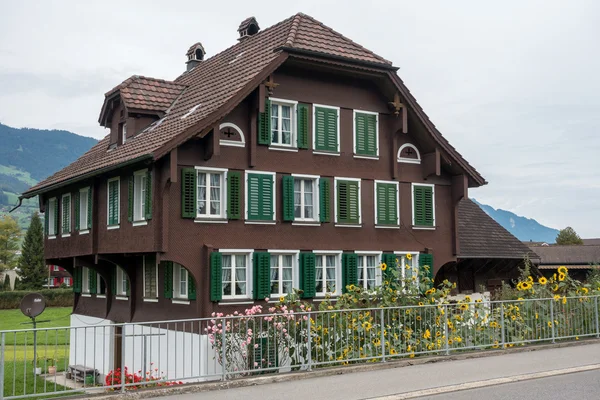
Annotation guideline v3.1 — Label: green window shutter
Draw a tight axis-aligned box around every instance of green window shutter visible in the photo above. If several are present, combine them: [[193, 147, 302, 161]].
[[145, 170, 152, 220], [188, 271, 196, 300], [210, 252, 222, 302], [87, 187, 93, 229], [376, 183, 398, 225], [53, 198, 59, 234], [282, 175, 295, 222], [342, 253, 358, 293], [247, 173, 274, 221], [108, 180, 119, 226], [314, 107, 338, 152], [181, 168, 197, 219], [382, 253, 397, 281], [258, 98, 272, 145], [253, 252, 271, 300], [319, 178, 331, 223], [419, 253, 434, 287], [299, 252, 316, 298], [297, 103, 309, 149], [44, 200, 49, 235], [355, 112, 377, 156], [163, 261, 173, 299], [73, 267, 81, 293], [74, 192, 80, 231], [227, 171, 241, 220], [337, 180, 360, 224], [254, 337, 278, 369], [89, 269, 97, 294], [413, 185, 434, 226], [127, 176, 134, 222], [61, 196, 69, 233]]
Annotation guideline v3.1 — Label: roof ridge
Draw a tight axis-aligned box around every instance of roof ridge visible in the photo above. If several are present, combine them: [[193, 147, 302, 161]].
[[284, 13, 303, 47]]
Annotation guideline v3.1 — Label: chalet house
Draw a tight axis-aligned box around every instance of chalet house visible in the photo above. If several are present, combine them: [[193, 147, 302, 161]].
[[20, 13, 488, 376], [529, 243, 600, 281], [46, 265, 73, 288]]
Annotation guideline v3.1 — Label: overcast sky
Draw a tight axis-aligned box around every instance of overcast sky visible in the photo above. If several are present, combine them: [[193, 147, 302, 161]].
[[1, 0, 599, 236]]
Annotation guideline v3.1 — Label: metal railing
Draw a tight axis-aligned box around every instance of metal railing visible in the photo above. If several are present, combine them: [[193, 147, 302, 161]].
[[1, 295, 599, 399]]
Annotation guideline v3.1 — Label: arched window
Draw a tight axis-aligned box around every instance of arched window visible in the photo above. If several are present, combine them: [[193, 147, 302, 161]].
[[397, 143, 421, 164], [219, 122, 245, 147]]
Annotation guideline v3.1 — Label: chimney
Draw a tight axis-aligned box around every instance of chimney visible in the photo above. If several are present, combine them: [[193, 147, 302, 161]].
[[185, 42, 206, 71], [237, 17, 260, 40]]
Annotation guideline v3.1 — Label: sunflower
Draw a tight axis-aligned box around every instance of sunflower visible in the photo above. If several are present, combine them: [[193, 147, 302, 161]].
[[418, 302, 424, 306], [538, 277, 548, 285], [581, 287, 589, 294], [516, 282, 524, 291], [416, 316, 422, 321], [423, 329, 432, 339], [460, 304, 469, 311], [547, 321, 553, 327], [558, 273, 566, 282], [553, 284, 559, 292], [380, 263, 388, 271], [390, 348, 397, 355], [465, 296, 472, 303], [279, 296, 285, 302], [521, 282, 532, 290], [511, 315, 516, 321], [362, 321, 372, 331], [554, 294, 561, 301], [558, 266, 568, 275], [527, 276, 534, 283], [562, 296, 567, 304], [406, 253, 413, 260]]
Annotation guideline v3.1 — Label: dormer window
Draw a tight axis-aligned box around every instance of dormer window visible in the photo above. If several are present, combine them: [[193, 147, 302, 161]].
[[186, 42, 206, 71], [120, 123, 127, 145], [237, 17, 260, 40]]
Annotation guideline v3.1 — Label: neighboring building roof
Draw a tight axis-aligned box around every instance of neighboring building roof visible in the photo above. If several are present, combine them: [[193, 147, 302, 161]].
[[458, 199, 540, 260], [22, 13, 485, 197], [538, 264, 600, 270], [583, 238, 600, 246], [529, 244, 600, 266], [523, 241, 550, 247]]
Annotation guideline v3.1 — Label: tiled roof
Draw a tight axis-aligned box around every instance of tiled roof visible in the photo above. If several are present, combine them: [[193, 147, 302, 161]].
[[23, 13, 483, 196], [458, 199, 539, 260], [529, 245, 600, 265]]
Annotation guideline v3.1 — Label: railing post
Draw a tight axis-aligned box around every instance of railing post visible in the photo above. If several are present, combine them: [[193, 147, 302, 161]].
[[221, 317, 227, 381], [121, 324, 126, 393], [550, 299, 555, 344], [500, 303, 505, 348], [380, 308, 386, 362], [595, 296, 599, 339], [443, 304, 449, 356], [1, 332, 5, 400], [306, 312, 312, 371]]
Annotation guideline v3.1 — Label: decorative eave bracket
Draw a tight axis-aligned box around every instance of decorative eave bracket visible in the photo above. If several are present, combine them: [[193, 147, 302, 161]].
[[389, 93, 408, 133]]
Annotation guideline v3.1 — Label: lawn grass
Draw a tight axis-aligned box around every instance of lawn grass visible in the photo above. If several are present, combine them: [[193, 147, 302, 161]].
[[3, 360, 73, 399], [0, 307, 72, 346]]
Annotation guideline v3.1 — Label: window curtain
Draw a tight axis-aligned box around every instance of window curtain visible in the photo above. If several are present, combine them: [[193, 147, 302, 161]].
[[235, 255, 246, 295], [222, 255, 232, 296]]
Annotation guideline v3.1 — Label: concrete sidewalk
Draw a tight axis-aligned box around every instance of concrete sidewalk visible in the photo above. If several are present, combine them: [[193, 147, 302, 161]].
[[153, 342, 600, 400]]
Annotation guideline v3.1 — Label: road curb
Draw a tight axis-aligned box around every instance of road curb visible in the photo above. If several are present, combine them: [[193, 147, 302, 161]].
[[84, 337, 600, 399]]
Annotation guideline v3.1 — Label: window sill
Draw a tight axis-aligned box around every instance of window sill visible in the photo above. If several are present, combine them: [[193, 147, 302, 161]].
[[398, 158, 421, 165], [81, 293, 92, 298], [48, 235, 56, 240], [313, 151, 340, 157], [97, 295, 106, 299], [194, 218, 228, 224], [375, 225, 400, 229], [218, 300, 254, 305], [115, 296, 129, 301], [61, 233, 71, 238], [245, 221, 276, 225], [143, 298, 159, 303], [269, 146, 298, 153], [107, 225, 120, 230], [335, 224, 362, 228], [292, 221, 321, 227], [314, 297, 339, 302], [354, 155, 379, 160], [132, 220, 148, 227], [413, 226, 436, 231], [172, 299, 190, 305], [79, 230, 90, 235], [221, 140, 245, 148]]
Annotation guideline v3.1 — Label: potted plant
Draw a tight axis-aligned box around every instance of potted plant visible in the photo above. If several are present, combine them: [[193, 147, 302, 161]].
[[32, 357, 41, 376], [47, 355, 57, 375]]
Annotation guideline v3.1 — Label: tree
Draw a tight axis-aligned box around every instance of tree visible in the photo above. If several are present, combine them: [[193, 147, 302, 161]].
[[3, 273, 10, 291], [18, 212, 46, 289], [13, 277, 21, 290], [0, 215, 22, 272], [556, 226, 584, 245]]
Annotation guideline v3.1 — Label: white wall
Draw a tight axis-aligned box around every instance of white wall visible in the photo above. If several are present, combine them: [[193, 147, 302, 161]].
[[69, 314, 115, 377]]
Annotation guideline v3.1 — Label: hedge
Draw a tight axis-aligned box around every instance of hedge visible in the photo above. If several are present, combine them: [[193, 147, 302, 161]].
[[0, 289, 73, 309]]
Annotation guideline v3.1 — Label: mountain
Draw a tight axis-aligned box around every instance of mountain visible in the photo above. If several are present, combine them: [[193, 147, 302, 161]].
[[472, 198, 559, 244], [0, 122, 97, 229]]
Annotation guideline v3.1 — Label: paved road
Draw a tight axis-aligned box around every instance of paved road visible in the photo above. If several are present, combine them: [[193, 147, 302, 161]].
[[154, 343, 600, 400], [418, 369, 600, 400]]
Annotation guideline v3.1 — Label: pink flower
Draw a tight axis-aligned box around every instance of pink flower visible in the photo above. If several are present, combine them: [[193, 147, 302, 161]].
[[254, 362, 258, 367], [265, 297, 270, 302]]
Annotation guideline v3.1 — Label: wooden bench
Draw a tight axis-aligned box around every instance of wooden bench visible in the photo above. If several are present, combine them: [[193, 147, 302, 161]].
[[66, 365, 97, 383]]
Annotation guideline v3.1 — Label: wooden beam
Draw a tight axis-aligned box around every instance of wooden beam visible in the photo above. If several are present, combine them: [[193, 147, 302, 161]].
[[203, 127, 220, 161], [258, 84, 266, 113], [422, 148, 441, 178], [402, 106, 408, 134], [169, 148, 178, 183], [249, 91, 257, 168], [451, 174, 468, 256]]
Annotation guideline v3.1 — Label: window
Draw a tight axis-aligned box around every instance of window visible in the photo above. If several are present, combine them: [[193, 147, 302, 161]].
[[294, 176, 318, 221], [412, 183, 435, 228], [53, 265, 59, 271], [270, 99, 296, 147], [222, 253, 251, 299], [173, 263, 188, 299], [196, 168, 226, 219], [354, 110, 378, 158], [357, 253, 382, 290], [315, 253, 341, 296], [82, 267, 90, 294], [143, 256, 158, 299], [97, 274, 106, 296], [270, 253, 297, 297], [246, 171, 275, 222], [64, 277, 71, 286], [61, 194, 71, 236], [397, 143, 421, 164], [79, 187, 90, 231], [47, 197, 57, 237], [335, 178, 361, 225], [395, 252, 420, 290], [375, 181, 399, 226], [121, 123, 127, 145], [107, 177, 120, 227], [132, 169, 149, 222], [313, 105, 340, 154], [116, 267, 128, 296]]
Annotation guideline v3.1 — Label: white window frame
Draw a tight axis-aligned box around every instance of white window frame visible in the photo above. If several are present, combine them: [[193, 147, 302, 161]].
[[397, 143, 421, 164], [268, 249, 300, 297], [143, 255, 158, 301], [115, 266, 128, 297], [394, 251, 420, 291], [107, 177, 120, 229], [334, 177, 362, 227], [244, 170, 277, 225], [312, 104, 341, 155], [291, 174, 320, 223], [352, 109, 379, 160], [48, 197, 57, 238], [195, 167, 228, 221], [219, 122, 246, 148], [79, 187, 90, 234], [64, 277, 71, 286], [221, 250, 254, 300], [269, 98, 298, 150], [61, 193, 71, 237], [133, 169, 148, 224], [356, 251, 383, 290], [122, 123, 127, 145], [53, 265, 59, 272], [411, 183, 436, 230], [313, 250, 342, 297], [173, 263, 189, 300], [81, 267, 90, 294], [374, 180, 400, 228]]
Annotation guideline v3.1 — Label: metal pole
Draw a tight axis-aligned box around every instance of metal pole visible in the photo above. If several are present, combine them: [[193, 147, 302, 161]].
[[1, 332, 5, 400], [500, 303, 505, 348], [221, 317, 227, 381], [595, 296, 599, 339], [306, 312, 312, 371], [143, 336, 147, 378], [550, 299, 555, 344], [380, 308, 386, 362], [32, 317, 37, 375], [121, 324, 126, 393], [443, 304, 449, 356]]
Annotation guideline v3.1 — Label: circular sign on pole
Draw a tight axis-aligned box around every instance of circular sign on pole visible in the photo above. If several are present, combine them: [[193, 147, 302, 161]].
[[20, 293, 46, 318]]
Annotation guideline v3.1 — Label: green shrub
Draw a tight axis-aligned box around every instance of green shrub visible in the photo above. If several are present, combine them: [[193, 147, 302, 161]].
[[0, 289, 73, 309]]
